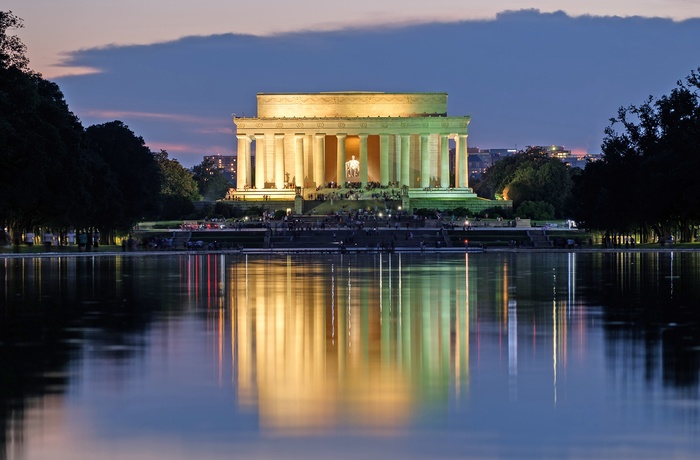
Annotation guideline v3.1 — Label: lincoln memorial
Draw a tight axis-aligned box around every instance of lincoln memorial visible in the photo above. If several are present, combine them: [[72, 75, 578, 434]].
[[228, 92, 498, 211]]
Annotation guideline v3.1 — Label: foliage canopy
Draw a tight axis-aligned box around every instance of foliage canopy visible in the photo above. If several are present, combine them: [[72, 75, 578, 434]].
[[476, 146, 575, 219], [572, 68, 700, 242]]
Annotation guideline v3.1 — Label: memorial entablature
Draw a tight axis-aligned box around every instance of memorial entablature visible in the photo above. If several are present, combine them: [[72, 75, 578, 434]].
[[231, 92, 476, 203]]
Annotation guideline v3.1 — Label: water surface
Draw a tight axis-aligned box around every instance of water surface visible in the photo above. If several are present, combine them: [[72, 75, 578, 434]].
[[1, 252, 699, 459]]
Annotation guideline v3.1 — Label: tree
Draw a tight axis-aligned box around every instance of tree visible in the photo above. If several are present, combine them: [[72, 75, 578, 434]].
[[1, 12, 168, 244], [191, 158, 232, 200], [516, 201, 555, 220], [0, 11, 29, 71], [84, 121, 161, 239], [572, 68, 700, 242], [0, 12, 86, 241], [477, 147, 574, 218], [154, 150, 199, 219]]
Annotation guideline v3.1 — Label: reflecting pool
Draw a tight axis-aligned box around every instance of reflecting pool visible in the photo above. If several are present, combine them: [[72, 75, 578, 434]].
[[1, 252, 699, 459]]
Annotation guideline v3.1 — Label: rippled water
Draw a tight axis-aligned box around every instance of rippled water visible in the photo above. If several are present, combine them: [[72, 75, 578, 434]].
[[1, 252, 699, 459]]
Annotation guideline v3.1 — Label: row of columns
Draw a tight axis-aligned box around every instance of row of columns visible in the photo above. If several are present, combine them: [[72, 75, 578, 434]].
[[236, 133, 468, 190]]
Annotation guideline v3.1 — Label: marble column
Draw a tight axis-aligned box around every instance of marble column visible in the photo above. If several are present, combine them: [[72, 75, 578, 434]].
[[236, 134, 251, 189], [440, 134, 449, 188], [294, 134, 304, 188], [274, 134, 285, 189], [359, 133, 368, 186], [304, 134, 312, 188], [245, 136, 252, 187], [236, 134, 246, 189], [394, 134, 401, 185], [336, 134, 346, 185], [314, 133, 325, 188], [452, 134, 459, 188], [379, 134, 389, 186], [254, 134, 265, 189], [400, 134, 410, 187], [458, 134, 469, 188], [420, 134, 430, 188]]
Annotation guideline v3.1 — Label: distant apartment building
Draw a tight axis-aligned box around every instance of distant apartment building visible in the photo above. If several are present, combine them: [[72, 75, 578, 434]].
[[203, 154, 250, 184], [202, 154, 258, 186]]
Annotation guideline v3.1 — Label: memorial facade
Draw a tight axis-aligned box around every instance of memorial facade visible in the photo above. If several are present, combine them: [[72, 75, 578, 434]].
[[232, 92, 472, 200]]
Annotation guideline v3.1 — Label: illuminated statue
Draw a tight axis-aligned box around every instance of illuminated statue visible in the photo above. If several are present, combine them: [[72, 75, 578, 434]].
[[345, 155, 360, 179]]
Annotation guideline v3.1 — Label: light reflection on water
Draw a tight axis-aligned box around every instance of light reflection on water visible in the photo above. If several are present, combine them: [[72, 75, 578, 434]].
[[1, 252, 699, 459], [233, 254, 466, 435]]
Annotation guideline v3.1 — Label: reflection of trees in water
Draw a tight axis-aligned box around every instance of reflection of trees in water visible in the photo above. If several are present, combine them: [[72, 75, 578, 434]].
[[597, 252, 700, 391], [0, 306, 76, 460], [0, 256, 176, 460]]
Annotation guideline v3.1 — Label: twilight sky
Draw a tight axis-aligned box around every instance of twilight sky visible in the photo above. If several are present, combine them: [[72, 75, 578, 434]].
[[6, 1, 700, 167]]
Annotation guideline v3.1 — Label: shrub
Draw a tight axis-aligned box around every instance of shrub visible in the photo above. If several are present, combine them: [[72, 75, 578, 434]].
[[516, 201, 555, 220]]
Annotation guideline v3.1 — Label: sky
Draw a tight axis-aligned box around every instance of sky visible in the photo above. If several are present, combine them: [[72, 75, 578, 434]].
[[6, 1, 700, 167]]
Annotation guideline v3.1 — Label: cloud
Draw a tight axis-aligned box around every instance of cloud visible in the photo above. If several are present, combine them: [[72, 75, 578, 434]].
[[148, 143, 198, 153], [84, 109, 224, 125], [86, 109, 218, 124], [55, 9, 700, 167]]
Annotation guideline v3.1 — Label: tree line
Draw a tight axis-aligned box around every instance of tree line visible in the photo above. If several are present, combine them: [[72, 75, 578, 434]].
[[473, 69, 700, 243], [0, 12, 230, 245]]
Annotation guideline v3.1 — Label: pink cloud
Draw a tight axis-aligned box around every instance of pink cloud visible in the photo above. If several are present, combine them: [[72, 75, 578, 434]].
[[146, 142, 194, 153], [193, 127, 234, 135], [145, 141, 235, 166], [85, 109, 221, 125]]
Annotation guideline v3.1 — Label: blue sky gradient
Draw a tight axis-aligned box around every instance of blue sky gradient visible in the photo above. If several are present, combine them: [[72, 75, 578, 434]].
[[47, 10, 700, 166], [5, 4, 700, 167]]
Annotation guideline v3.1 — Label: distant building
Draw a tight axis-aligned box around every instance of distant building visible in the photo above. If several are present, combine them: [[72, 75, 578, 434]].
[[465, 145, 599, 180], [528, 145, 601, 169], [562, 153, 601, 169], [203, 154, 239, 184], [540, 145, 571, 159], [466, 147, 517, 180]]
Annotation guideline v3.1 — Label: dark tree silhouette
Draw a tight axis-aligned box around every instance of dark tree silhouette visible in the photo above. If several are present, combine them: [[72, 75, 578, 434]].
[[84, 121, 161, 240], [0, 12, 86, 241], [573, 68, 700, 242]]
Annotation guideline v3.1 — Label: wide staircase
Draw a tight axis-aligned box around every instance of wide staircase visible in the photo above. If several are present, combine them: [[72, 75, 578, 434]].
[[528, 229, 552, 248], [171, 231, 191, 249]]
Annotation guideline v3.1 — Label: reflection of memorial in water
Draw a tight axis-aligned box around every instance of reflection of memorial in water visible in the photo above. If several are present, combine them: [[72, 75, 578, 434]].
[[220, 252, 594, 432], [229, 254, 471, 434]]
